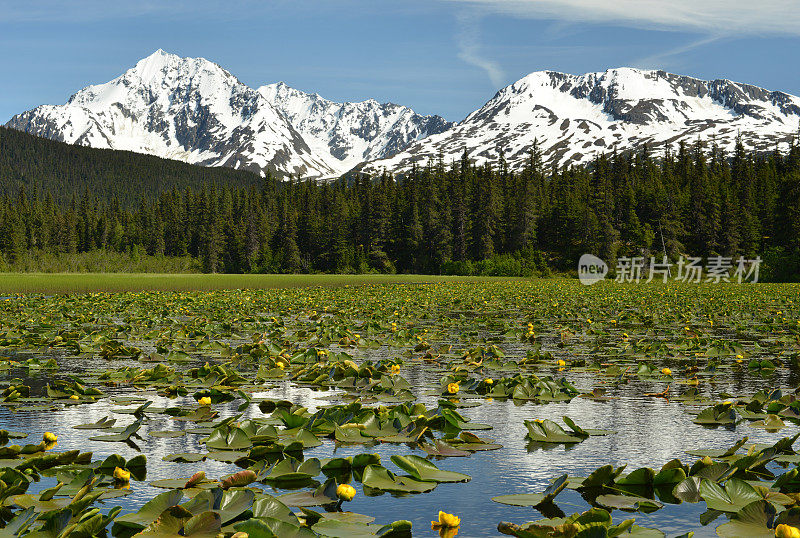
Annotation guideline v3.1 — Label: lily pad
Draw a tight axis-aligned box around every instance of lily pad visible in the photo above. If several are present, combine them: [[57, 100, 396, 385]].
[[389, 455, 471, 483], [89, 420, 142, 442], [360, 465, 437, 494], [492, 474, 568, 506], [699, 478, 762, 512]]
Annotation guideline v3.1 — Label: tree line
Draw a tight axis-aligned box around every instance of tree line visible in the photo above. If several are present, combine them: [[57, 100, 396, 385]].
[[1, 128, 800, 279]]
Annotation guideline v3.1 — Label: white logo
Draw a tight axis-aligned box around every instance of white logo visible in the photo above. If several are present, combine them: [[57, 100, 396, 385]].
[[578, 254, 608, 285]]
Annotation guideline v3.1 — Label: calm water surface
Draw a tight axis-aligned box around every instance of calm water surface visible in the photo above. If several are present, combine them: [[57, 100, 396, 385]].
[[0, 348, 793, 538]]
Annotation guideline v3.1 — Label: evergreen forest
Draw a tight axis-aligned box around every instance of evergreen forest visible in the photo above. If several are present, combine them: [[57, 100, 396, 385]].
[[2, 127, 800, 280]]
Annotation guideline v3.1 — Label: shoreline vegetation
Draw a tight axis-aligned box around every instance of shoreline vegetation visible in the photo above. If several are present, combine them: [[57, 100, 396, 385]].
[[3, 127, 800, 281], [0, 272, 527, 294], [0, 273, 795, 295]]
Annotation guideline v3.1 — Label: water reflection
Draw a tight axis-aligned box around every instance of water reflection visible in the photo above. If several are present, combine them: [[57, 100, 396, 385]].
[[0, 344, 796, 537]]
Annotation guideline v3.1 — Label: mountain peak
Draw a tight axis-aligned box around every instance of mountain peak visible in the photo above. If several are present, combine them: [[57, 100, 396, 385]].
[[129, 49, 182, 81], [59, 49, 242, 113], [5, 52, 450, 180], [260, 83, 454, 171], [145, 48, 172, 59], [11, 54, 798, 182], [361, 66, 800, 176], [260, 81, 312, 99], [6, 50, 341, 180], [124, 49, 235, 86]]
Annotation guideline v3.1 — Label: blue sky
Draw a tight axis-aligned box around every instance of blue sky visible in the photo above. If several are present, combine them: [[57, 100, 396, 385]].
[[1, 0, 799, 122]]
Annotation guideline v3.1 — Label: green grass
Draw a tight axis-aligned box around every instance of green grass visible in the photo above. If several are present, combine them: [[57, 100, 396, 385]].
[[0, 273, 525, 294]]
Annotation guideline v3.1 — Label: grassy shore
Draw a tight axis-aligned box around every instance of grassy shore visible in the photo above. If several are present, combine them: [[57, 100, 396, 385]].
[[0, 273, 524, 294]]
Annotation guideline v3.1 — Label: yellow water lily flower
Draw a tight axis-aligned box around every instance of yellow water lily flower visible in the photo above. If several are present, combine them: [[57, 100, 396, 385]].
[[484, 378, 493, 385], [661, 367, 672, 376], [776, 524, 800, 538], [390, 364, 401, 374], [556, 360, 566, 367], [43, 432, 57, 443], [447, 383, 460, 395], [113, 467, 131, 482], [69, 395, 79, 400], [336, 483, 356, 501], [431, 511, 461, 529], [198, 396, 212, 406]]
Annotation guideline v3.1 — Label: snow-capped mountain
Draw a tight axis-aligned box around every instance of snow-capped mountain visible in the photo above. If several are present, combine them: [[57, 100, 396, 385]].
[[259, 82, 453, 174], [358, 68, 800, 175], [7, 50, 339, 179], [6, 49, 450, 180], [9, 56, 800, 180]]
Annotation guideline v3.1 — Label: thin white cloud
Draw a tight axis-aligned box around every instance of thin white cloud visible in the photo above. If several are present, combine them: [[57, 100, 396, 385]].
[[632, 35, 726, 70], [446, 0, 800, 36], [455, 11, 505, 87]]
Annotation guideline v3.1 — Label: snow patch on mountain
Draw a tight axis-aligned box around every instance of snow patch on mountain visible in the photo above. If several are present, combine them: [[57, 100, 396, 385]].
[[359, 68, 800, 175], [4, 51, 328, 179], [6, 50, 453, 180], [259, 82, 453, 174], [8, 56, 800, 180]]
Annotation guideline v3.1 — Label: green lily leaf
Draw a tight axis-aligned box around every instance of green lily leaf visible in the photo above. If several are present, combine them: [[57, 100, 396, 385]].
[[492, 474, 568, 506], [89, 420, 142, 442], [389, 455, 471, 483], [114, 490, 185, 531], [360, 465, 437, 494], [524, 419, 584, 444], [699, 478, 762, 512], [715, 500, 776, 538]]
